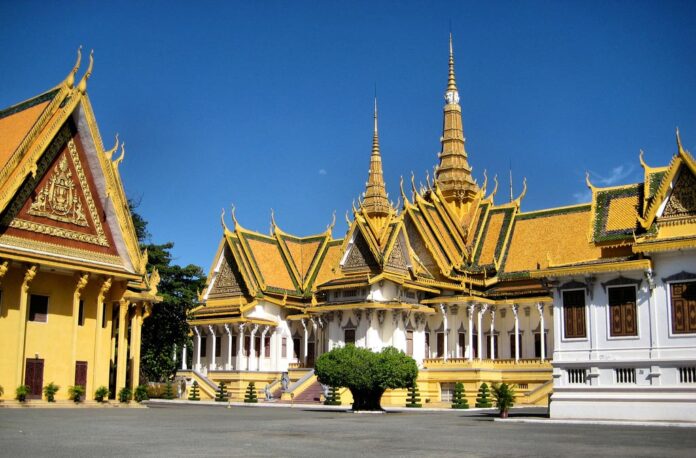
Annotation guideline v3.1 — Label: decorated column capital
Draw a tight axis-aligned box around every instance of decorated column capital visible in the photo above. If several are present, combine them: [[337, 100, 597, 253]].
[[536, 302, 545, 315], [74, 273, 89, 298], [237, 322, 246, 333], [22, 264, 38, 292], [0, 260, 8, 285], [223, 323, 232, 337], [207, 324, 216, 336], [511, 303, 519, 317]]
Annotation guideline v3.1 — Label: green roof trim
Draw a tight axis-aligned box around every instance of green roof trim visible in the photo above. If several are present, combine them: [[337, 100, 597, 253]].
[[592, 184, 642, 243], [0, 88, 59, 120], [517, 204, 591, 221]]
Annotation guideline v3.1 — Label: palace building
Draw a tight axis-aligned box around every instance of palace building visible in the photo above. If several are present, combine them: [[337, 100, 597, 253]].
[[0, 50, 159, 401], [185, 37, 696, 420]]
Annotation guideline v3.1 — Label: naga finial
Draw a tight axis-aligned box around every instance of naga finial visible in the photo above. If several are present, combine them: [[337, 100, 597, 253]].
[[676, 127, 685, 154], [230, 204, 239, 229], [77, 49, 94, 94], [585, 171, 596, 191], [220, 208, 230, 233], [270, 208, 277, 234], [326, 210, 336, 233], [513, 177, 527, 207], [113, 142, 125, 168], [105, 133, 119, 160], [481, 169, 488, 194], [344, 210, 351, 226], [65, 45, 82, 88], [489, 174, 499, 201]]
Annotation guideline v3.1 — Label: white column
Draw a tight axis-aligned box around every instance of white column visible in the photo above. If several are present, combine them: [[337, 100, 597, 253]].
[[181, 344, 187, 370], [237, 323, 245, 370], [537, 302, 546, 361], [478, 304, 488, 360], [439, 304, 448, 361], [300, 318, 309, 367], [193, 326, 202, 372], [223, 324, 233, 370], [512, 304, 520, 362], [259, 326, 269, 371], [207, 325, 217, 371], [489, 306, 496, 360], [468, 304, 475, 361], [450, 305, 459, 358], [248, 324, 259, 371]]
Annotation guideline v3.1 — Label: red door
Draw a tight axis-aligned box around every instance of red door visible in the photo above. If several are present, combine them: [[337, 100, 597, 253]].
[[25, 358, 44, 399], [75, 361, 88, 401], [306, 341, 315, 367]]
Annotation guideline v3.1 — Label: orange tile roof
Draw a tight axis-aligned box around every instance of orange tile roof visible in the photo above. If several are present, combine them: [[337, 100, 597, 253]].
[[504, 205, 600, 273], [284, 238, 322, 281], [313, 241, 342, 286], [0, 97, 53, 169], [605, 195, 639, 231], [244, 236, 297, 291], [477, 211, 505, 265]]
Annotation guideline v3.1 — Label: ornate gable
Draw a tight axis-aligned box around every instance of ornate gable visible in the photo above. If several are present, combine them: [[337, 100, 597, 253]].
[[208, 246, 247, 299], [343, 231, 380, 272], [385, 237, 409, 274], [661, 167, 696, 220]]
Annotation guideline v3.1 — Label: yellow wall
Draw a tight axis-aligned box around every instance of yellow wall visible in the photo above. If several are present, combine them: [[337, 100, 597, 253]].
[[0, 266, 133, 401]]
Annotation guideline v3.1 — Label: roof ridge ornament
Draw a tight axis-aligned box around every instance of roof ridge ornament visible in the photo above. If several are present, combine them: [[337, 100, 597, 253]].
[[77, 49, 94, 94], [65, 46, 82, 88], [105, 133, 119, 160], [676, 127, 685, 155], [220, 207, 230, 233], [113, 142, 125, 169], [585, 171, 597, 192], [326, 210, 336, 234]]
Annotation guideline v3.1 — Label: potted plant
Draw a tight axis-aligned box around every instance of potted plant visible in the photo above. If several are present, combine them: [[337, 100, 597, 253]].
[[16, 385, 29, 402], [491, 383, 516, 418], [118, 387, 132, 403], [69, 385, 85, 403], [95, 386, 110, 403], [43, 382, 60, 402]]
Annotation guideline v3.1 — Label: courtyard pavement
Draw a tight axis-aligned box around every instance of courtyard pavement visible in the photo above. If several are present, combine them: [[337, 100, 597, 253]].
[[1, 404, 694, 457]]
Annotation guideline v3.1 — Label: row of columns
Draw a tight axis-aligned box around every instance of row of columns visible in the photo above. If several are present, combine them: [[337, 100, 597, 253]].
[[438, 301, 547, 362], [185, 323, 276, 372]]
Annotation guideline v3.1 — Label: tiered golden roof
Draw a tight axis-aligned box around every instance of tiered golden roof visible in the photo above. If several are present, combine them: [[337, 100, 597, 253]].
[[196, 35, 696, 322]]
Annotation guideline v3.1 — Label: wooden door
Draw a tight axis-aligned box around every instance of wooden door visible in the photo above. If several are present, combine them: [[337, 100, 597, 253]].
[[436, 333, 445, 357], [25, 358, 44, 399], [75, 361, 88, 388], [406, 330, 413, 356]]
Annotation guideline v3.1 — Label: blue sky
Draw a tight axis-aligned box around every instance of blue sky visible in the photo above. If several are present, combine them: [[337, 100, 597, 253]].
[[1, 1, 695, 270]]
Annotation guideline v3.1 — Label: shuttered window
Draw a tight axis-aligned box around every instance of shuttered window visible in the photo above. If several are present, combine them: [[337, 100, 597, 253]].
[[563, 289, 586, 338], [609, 286, 638, 337], [671, 282, 696, 334], [344, 329, 356, 345]]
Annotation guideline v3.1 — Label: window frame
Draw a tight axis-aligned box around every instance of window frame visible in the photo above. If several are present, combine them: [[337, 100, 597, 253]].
[[667, 279, 696, 336], [344, 328, 356, 345], [606, 284, 640, 339], [28, 294, 50, 323], [561, 288, 588, 341]]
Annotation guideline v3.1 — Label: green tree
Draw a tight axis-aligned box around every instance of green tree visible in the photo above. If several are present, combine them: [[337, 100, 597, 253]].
[[244, 382, 258, 403], [315, 345, 418, 411], [215, 382, 229, 402], [491, 383, 516, 417], [475, 382, 493, 408], [130, 201, 206, 383], [405, 383, 422, 408], [451, 382, 469, 409], [188, 381, 200, 401]]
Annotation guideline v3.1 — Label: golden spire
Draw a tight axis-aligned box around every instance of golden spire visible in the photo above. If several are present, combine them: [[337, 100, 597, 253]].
[[435, 34, 478, 203], [361, 98, 392, 217]]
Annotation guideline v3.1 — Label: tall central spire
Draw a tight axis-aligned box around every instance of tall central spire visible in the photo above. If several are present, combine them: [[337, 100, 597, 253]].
[[435, 33, 478, 203], [361, 98, 392, 217]]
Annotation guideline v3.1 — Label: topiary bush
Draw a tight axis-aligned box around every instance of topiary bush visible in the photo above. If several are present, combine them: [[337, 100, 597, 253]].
[[134, 385, 149, 403], [324, 386, 341, 406], [315, 345, 418, 411], [475, 382, 493, 408], [43, 382, 60, 402], [244, 382, 258, 403], [405, 383, 422, 408], [188, 381, 200, 401], [451, 382, 469, 409], [215, 382, 229, 402], [118, 387, 132, 403], [163, 381, 175, 400], [69, 385, 85, 403], [95, 386, 109, 403]]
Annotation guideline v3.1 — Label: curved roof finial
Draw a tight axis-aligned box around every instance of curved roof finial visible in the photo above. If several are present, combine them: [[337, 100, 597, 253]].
[[77, 49, 94, 94], [585, 171, 597, 191], [326, 210, 336, 233], [113, 142, 125, 168], [344, 210, 351, 226], [481, 169, 488, 194], [220, 208, 230, 233], [65, 46, 82, 88], [399, 175, 409, 204], [105, 133, 119, 160], [676, 127, 685, 154], [489, 174, 499, 201], [513, 177, 527, 206], [425, 169, 432, 188], [270, 208, 277, 235], [230, 204, 239, 229]]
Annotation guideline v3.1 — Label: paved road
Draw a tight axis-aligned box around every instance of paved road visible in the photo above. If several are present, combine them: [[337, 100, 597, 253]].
[[0, 405, 694, 457]]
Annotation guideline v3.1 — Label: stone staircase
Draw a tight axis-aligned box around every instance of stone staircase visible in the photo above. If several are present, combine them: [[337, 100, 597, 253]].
[[292, 380, 324, 404]]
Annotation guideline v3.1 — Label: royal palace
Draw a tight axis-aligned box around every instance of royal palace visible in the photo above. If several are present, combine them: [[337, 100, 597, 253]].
[[180, 37, 696, 421]]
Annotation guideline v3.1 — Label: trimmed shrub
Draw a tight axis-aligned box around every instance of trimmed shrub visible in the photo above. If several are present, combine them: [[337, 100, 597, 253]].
[[69, 385, 85, 403], [244, 382, 258, 403], [134, 385, 149, 403], [475, 382, 493, 408], [188, 381, 200, 401], [118, 387, 132, 403], [215, 382, 229, 402], [324, 386, 341, 406], [405, 384, 422, 408], [43, 382, 60, 402], [95, 386, 110, 403], [451, 382, 469, 409], [163, 381, 175, 400]]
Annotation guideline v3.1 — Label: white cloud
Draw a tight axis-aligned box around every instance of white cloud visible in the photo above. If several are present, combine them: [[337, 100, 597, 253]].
[[318, 168, 327, 176], [590, 164, 635, 187], [573, 190, 592, 203]]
